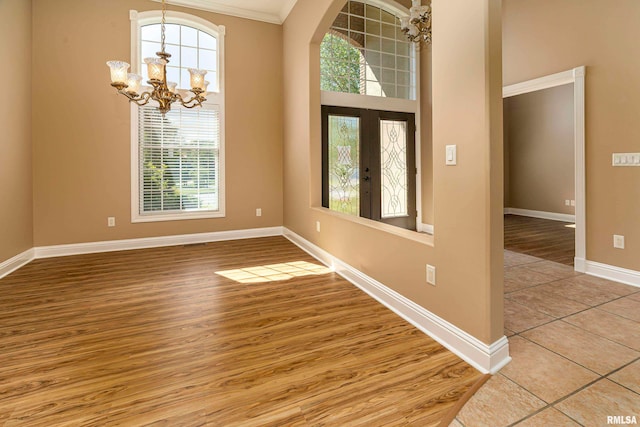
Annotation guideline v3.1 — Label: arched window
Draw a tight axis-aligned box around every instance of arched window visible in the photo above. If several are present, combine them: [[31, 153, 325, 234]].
[[130, 10, 225, 222], [320, 0, 415, 100], [139, 22, 219, 92], [320, 1, 419, 231]]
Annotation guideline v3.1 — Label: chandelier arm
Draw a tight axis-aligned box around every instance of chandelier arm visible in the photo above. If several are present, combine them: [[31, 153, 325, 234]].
[[181, 94, 207, 108], [117, 90, 153, 106], [168, 90, 206, 108], [179, 99, 205, 109]]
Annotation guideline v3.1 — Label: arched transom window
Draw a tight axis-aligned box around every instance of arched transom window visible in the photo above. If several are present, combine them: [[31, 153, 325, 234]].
[[320, 0, 415, 100]]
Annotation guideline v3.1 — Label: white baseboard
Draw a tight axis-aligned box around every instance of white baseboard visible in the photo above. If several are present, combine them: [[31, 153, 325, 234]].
[[418, 223, 434, 235], [34, 227, 284, 259], [0, 248, 35, 279], [504, 208, 575, 223], [283, 227, 511, 374], [585, 260, 640, 288]]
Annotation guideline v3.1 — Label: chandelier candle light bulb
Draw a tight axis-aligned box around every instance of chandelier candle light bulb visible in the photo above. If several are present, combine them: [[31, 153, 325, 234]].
[[105, 0, 207, 114]]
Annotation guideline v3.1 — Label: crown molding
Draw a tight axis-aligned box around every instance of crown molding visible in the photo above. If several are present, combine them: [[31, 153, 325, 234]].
[[278, 0, 298, 23], [151, 0, 292, 24]]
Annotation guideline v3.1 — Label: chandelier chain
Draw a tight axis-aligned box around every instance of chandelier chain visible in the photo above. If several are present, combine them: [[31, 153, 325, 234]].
[[161, 0, 167, 53]]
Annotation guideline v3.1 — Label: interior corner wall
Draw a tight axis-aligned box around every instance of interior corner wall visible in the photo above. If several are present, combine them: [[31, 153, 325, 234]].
[[504, 84, 575, 215], [31, 0, 284, 247], [283, 0, 504, 345], [0, 0, 33, 263], [503, 0, 640, 272]]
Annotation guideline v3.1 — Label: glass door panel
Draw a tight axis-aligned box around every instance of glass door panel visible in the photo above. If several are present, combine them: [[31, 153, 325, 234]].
[[380, 120, 408, 218], [327, 115, 360, 216]]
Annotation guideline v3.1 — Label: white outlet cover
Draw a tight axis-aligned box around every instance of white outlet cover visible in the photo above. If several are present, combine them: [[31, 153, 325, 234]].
[[613, 235, 625, 249]]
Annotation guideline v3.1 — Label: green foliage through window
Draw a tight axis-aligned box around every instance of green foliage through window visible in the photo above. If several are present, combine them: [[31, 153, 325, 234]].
[[320, 33, 362, 94]]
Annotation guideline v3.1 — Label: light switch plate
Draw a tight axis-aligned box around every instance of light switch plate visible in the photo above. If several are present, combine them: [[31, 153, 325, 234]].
[[446, 145, 457, 166]]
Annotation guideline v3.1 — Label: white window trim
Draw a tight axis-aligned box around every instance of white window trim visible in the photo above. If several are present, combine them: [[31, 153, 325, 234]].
[[129, 9, 226, 223]]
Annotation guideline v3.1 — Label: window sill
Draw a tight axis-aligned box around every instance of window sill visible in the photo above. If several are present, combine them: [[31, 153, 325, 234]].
[[132, 210, 225, 223], [311, 207, 434, 247]]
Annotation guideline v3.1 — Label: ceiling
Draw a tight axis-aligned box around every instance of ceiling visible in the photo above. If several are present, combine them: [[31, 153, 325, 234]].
[[157, 0, 299, 24]]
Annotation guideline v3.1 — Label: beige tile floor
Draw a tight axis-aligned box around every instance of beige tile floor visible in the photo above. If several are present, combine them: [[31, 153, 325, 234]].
[[452, 250, 640, 427]]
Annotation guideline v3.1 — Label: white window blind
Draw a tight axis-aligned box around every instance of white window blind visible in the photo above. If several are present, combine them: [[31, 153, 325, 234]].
[[138, 104, 220, 215]]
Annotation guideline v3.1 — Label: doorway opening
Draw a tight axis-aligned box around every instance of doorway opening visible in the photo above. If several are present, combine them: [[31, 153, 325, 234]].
[[502, 67, 586, 271]]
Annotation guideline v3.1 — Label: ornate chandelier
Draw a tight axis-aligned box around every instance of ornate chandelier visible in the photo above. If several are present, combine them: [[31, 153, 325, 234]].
[[106, 0, 208, 114], [400, 0, 432, 45]]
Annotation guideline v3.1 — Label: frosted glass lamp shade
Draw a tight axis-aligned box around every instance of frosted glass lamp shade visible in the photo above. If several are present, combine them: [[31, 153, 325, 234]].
[[126, 73, 142, 94], [202, 81, 210, 92], [188, 69, 207, 90], [144, 57, 167, 81], [399, 16, 410, 30], [167, 81, 178, 93], [106, 61, 130, 84]]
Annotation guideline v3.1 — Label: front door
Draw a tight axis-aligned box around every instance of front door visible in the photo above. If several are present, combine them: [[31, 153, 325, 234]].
[[322, 106, 417, 231]]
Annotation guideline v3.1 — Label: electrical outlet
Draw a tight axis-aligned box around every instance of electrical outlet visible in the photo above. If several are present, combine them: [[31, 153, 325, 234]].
[[107, 217, 116, 227], [316, 221, 321, 232], [613, 235, 625, 249], [565, 200, 570, 206], [256, 208, 262, 217], [426, 264, 436, 285], [570, 200, 575, 207]]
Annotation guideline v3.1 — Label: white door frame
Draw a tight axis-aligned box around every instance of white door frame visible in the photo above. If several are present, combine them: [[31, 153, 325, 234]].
[[503, 66, 586, 272]]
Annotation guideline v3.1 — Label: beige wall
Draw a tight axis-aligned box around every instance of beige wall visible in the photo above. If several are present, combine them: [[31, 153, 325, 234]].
[[503, 0, 640, 271], [31, 0, 283, 246], [283, 0, 503, 344], [0, 0, 33, 263], [504, 84, 575, 215]]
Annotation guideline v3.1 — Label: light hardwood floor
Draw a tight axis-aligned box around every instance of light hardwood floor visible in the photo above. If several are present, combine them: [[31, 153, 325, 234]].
[[0, 237, 483, 426]]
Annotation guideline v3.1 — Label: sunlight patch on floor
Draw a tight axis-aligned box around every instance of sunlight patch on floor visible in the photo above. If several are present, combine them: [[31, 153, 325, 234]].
[[216, 261, 332, 284]]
